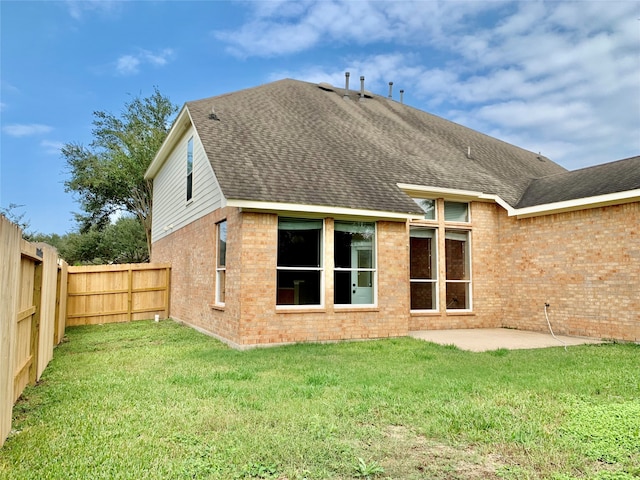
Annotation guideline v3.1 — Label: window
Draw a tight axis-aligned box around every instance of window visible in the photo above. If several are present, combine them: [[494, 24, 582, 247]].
[[445, 230, 471, 310], [216, 220, 227, 305], [334, 221, 376, 305], [410, 227, 437, 310], [444, 201, 469, 222], [277, 218, 323, 306], [413, 198, 436, 220], [186, 137, 194, 201]]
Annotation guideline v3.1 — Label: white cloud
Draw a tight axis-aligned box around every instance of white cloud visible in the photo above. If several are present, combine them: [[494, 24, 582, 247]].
[[3, 124, 53, 137], [221, 1, 639, 169], [116, 55, 141, 75], [40, 140, 65, 155], [65, 0, 120, 20], [114, 48, 175, 76]]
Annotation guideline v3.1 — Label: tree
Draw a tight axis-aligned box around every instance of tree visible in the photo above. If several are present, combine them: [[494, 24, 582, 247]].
[[63, 87, 178, 257]]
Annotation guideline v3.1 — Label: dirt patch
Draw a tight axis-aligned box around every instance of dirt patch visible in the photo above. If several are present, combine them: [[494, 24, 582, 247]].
[[373, 425, 507, 479]]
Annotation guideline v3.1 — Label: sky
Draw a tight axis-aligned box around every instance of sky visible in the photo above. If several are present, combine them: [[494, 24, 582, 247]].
[[1, 0, 639, 235]]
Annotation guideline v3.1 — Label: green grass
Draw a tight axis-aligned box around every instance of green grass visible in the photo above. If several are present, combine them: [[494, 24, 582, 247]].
[[1, 321, 638, 479]]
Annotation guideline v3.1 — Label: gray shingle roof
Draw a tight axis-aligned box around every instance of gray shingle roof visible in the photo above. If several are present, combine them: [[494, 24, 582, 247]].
[[187, 79, 568, 214], [516, 155, 640, 208]]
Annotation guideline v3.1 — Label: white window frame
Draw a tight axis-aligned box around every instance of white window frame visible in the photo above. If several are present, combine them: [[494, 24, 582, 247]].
[[276, 218, 325, 309], [215, 220, 227, 306], [186, 137, 194, 202], [412, 197, 437, 220], [444, 201, 470, 223], [334, 221, 377, 307], [409, 226, 438, 312], [444, 229, 472, 311]]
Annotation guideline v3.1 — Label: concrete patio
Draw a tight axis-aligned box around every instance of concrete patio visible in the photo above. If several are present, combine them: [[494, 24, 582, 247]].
[[409, 328, 605, 352]]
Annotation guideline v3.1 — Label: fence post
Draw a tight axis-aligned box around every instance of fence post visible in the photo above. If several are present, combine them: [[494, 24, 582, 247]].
[[29, 263, 43, 385], [127, 265, 133, 322]]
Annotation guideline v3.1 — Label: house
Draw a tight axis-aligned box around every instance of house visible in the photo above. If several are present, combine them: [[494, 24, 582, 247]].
[[145, 77, 640, 348]]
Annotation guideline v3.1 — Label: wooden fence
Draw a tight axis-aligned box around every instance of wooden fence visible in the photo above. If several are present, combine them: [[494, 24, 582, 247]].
[[1, 215, 68, 448], [66, 263, 170, 326]]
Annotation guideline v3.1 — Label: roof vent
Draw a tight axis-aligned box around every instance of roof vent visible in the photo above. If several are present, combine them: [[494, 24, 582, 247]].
[[344, 72, 350, 99], [400, 89, 405, 104], [359, 76, 365, 101], [388, 82, 393, 99], [209, 106, 220, 121], [318, 82, 334, 92]]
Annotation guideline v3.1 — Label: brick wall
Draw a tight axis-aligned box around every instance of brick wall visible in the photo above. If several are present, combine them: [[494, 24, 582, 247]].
[[152, 207, 243, 345], [409, 201, 503, 331], [153, 201, 639, 346], [498, 202, 640, 341], [235, 215, 409, 346]]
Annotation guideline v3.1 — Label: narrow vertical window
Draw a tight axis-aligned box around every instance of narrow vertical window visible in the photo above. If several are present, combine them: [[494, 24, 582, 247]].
[[334, 221, 376, 305], [445, 230, 471, 310], [186, 137, 194, 201], [410, 227, 438, 310], [216, 220, 227, 305], [277, 218, 323, 306]]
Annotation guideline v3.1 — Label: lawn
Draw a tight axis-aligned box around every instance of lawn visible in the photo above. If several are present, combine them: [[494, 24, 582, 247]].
[[1, 320, 638, 480]]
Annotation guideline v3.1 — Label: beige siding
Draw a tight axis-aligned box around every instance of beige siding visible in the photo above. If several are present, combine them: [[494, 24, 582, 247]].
[[151, 125, 224, 243]]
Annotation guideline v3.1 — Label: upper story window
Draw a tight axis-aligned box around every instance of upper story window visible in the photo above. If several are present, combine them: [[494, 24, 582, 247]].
[[413, 198, 436, 220], [444, 201, 469, 222], [334, 221, 376, 305], [186, 137, 194, 202], [215, 220, 227, 305], [276, 218, 323, 306]]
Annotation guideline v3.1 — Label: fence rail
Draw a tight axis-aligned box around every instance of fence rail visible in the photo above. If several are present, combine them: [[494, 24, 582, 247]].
[[66, 263, 170, 326]]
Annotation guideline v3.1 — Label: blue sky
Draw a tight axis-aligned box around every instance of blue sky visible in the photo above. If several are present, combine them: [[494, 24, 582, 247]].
[[1, 0, 639, 235]]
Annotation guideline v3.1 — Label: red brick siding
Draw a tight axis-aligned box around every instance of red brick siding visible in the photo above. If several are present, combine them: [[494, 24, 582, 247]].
[[498, 202, 640, 341]]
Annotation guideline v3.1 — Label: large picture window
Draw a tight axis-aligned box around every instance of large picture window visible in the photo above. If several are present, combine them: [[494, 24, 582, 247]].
[[410, 227, 437, 310], [445, 230, 471, 310], [215, 220, 227, 305], [277, 218, 323, 306], [186, 137, 194, 202], [334, 221, 376, 305]]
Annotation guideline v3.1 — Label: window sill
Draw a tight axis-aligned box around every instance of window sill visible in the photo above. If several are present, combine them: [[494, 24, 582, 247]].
[[445, 310, 475, 316], [276, 306, 326, 314], [209, 303, 225, 311], [410, 310, 440, 316], [334, 306, 379, 313]]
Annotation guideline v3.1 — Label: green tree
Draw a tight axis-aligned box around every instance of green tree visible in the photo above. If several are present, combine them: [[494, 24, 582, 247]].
[[63, 87, 178, 257]]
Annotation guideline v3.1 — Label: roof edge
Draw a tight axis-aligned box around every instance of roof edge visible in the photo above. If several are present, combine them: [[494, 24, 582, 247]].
[[397, 183, 640, 219], [145, 105, 192, 179], [226, 199, 417, 221]]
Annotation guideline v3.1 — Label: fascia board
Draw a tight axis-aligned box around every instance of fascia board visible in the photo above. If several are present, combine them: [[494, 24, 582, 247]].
[[397, 183, 640, 218], [226, 199, 416, 221]]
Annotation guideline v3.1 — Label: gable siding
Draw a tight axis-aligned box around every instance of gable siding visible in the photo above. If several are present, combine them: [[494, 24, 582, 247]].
[[151, 126, 223, 243]]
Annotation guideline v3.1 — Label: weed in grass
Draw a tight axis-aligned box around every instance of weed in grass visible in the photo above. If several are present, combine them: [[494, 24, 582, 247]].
[[353, 457, 384, 479], [561, 401, 640, 464], [237, 462, 279, 479]]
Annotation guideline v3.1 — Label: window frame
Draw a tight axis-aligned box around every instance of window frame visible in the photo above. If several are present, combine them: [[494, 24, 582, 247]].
[[409, 226, 438, 312], [444, 201, 470, 223], [444, 228, 472, 311], [186, 137, 194, 202], [215, 220, 227, 306], [412, 197, 436, 220], [334, 221, 377, 307], [276, 217, 325, 309]]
